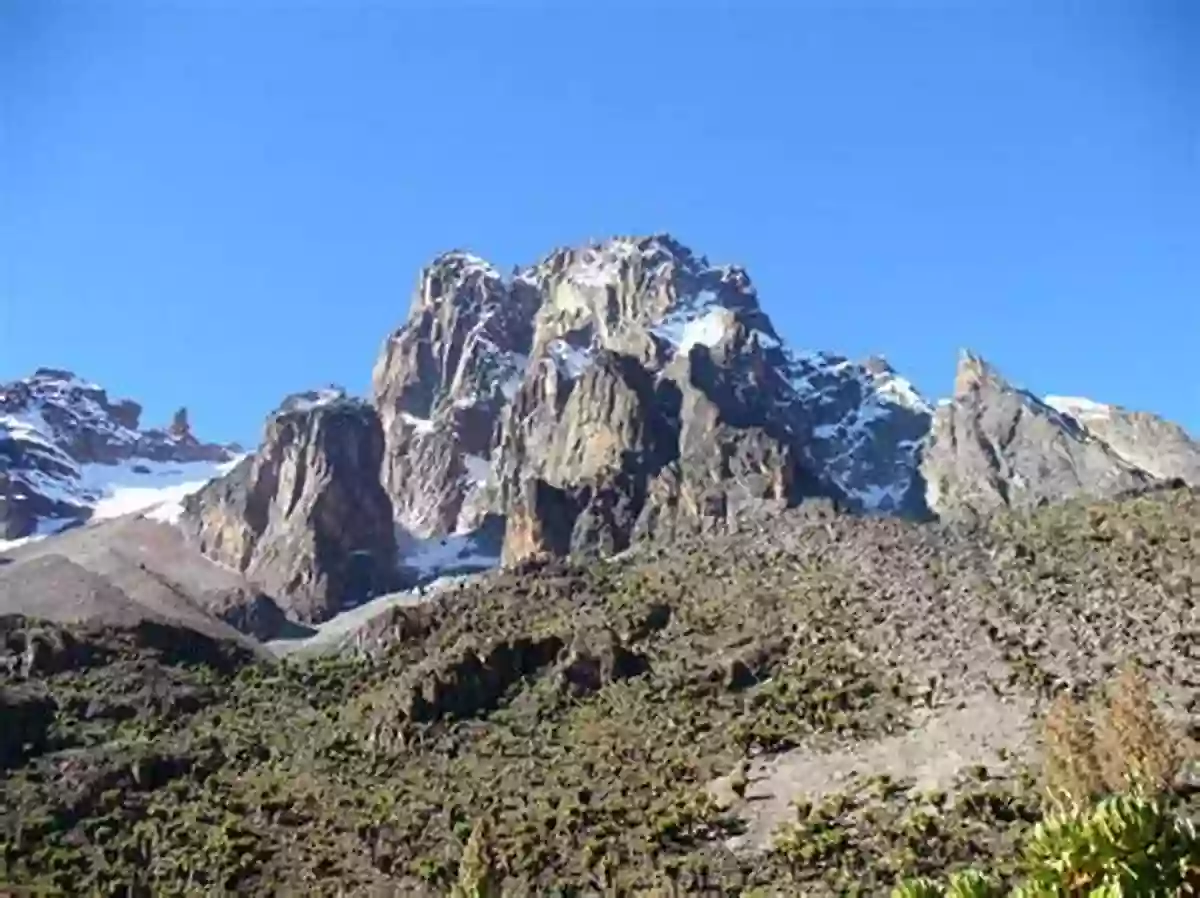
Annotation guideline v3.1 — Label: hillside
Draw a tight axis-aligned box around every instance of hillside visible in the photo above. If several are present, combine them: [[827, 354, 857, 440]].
[[2, 486, 1196, 895]]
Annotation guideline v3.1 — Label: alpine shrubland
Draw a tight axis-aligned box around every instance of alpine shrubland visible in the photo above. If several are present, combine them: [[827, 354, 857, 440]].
[[1, 487, 1197, 895]]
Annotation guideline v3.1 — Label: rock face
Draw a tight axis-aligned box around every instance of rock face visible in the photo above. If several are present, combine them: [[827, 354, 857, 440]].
[[0, 369, 236, 540], [920, 352, 1159, 521], [15, 236, 1198, 617], [178, 390, 398, 624], [372, 253, 539, 540], [1043, 396, 1200, 486], [373, 236, 934, 565]]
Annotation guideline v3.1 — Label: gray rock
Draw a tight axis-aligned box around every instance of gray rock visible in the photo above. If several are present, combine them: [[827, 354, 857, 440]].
[[920, 351, 1158, 520], [1044, 395, 1200, 485], [179, 393, 398, 624]]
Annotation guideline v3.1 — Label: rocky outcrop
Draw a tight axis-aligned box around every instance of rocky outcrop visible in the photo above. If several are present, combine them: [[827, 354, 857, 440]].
[[373, 236, 930, 566], [558, 628, 650, 697], [372, 252, 540, 538], [1043, 396, 1200, 486], [920, 352, 1158, 521], [0, 369, 236, 539], [179, 390, 398, 624], [396, 635, 565, 728]]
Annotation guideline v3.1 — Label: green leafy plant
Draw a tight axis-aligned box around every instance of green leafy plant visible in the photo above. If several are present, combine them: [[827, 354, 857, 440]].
[[1014, 793, 1199, 897], [894, 792, 1199, 897], [893, 869, 1002, 898]]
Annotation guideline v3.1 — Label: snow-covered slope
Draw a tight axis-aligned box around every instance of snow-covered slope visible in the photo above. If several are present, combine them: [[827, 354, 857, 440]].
[[0, 368, 239, 545]]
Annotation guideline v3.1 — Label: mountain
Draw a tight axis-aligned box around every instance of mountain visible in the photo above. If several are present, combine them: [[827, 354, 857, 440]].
[[2, 234, 1198, 894], [368, 235, 1198, 564], [7, 235, 1196, 639], [0, 368, 240, 542], [371, 236, 935, 570]]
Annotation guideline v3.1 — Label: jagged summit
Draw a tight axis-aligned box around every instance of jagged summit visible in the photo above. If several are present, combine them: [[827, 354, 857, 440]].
[[367, 234, 940, 569], [11, 235, 1197, 643], [952, 348, 1006, 398], [0, 369, 238, 541], [921, 352, 1161, 520]]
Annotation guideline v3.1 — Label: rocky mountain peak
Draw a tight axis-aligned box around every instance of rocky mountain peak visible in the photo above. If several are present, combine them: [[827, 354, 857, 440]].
[[519, 234, 774, 370], [179, 391, 398, 625], [952, 349, 1007, 399], [371, 250, 541, 539], [366, 234, 946, 566], [0, 369, 236, 540], [921, 352, 1159, 520], [1044, 395, 1200, 485]]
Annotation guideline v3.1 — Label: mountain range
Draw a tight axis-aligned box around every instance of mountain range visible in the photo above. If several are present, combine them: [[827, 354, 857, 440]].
[[1, 234, 1197, 642], [2, 234, 1198, 894]]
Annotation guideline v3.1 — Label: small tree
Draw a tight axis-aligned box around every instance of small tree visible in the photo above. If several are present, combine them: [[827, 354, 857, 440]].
[[1042, 691, 1102, 808], [1043, 662, 1184, 808], [1093, 662, 1181, 796], [450, 818, 503, 898]]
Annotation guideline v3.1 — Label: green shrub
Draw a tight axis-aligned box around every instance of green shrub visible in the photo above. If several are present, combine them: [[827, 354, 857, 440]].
[[893, 793, 1200, 897]]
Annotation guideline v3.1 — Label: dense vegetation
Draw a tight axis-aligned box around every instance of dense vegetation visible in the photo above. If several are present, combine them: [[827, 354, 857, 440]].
[[1, 488, 1197, 895]]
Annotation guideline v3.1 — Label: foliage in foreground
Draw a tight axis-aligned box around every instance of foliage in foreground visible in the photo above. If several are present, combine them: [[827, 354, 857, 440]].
[[894, 794, 1199, 897], [892, 664, 1199, 897]]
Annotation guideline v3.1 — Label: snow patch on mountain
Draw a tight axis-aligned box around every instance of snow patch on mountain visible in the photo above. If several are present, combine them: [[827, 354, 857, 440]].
[[399, 412, 436, 434], [548, 339, 594, 379], [101, 456, 245, 523], [776, 350, 933, 512], [650, 291, 748, 355], [0, 456, 242, 551], [461, 453, 490, 486], [396, 527, 501, 581], [1043, 395, 1112, 420]]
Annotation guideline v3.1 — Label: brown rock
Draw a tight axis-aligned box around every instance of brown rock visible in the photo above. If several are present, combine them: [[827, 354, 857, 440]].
[[179, 392, 398, 624], [372, 252, 539, 538], [168, 407, 191, 440]]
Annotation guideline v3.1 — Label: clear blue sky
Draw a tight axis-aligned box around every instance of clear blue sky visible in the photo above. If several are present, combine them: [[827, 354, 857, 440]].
[[2, 1, 1197, 444]]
